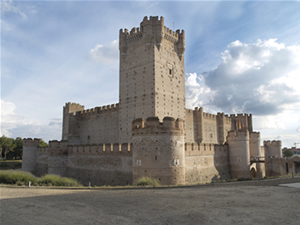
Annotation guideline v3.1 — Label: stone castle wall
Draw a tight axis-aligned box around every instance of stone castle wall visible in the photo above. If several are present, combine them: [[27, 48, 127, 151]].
[[32, 147, 49, 176], [62, 103, 119, 145], [23, 140, 132, 186], [184, 143, 231, 184]]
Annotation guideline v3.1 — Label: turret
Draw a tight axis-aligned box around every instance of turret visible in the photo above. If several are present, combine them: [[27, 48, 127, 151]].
[[227, 131, 251, 179], [264, 140, 282, 158], [22, 138, 40, 172], [48, 140, 69, 177], [132, 117, 185, 185], [62, 102, 84, 143], [195, 107, 204, 143]]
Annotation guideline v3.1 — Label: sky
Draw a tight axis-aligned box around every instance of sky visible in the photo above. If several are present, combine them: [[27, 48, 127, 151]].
[[1, 0, 300, 148]]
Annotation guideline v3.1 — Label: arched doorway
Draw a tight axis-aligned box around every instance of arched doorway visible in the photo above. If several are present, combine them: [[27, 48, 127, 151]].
[[250, 167, 257, 178]]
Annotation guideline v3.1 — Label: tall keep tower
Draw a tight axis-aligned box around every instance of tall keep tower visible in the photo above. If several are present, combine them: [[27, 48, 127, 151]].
[[119, 16, 186, 143]]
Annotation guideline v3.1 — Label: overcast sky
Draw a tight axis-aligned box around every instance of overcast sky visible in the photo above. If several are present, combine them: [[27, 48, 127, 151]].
[[1, 0, 300, 148]]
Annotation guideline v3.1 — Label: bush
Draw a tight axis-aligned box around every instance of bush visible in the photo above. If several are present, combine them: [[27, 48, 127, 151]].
[[0, 170, 37, 185], [0, 170, 81, 187], [39, 174, 79, 187], [136, 176, 160, 187]]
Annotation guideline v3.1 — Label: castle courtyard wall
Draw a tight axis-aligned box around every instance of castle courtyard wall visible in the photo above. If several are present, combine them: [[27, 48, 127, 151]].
[[78, 105, 119, 145], [64, 104, 120, 145]]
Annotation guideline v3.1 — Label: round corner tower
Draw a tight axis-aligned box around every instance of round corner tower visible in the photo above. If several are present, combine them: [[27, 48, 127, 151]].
[[227, 130, 251, 179], [132, 117, 185, 185], [22, 138, 40, 172]]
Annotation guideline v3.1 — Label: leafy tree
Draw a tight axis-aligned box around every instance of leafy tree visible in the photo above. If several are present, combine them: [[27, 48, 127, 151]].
[[39, 139, 48, 147], [283, 149, 294, 157], [0, 135, 15, 159], [13, 137, 23, 159]]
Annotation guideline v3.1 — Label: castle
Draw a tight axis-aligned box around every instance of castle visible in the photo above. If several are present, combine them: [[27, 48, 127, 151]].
[[22, 16, 300, 186]]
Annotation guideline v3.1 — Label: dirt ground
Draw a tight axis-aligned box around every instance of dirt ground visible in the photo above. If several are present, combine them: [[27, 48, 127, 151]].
[[1, 178, 300, 225]]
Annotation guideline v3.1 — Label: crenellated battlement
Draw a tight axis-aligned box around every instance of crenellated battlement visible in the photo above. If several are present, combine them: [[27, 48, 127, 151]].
[[47, 140, 131, 156], [23, 138, 40, 146], [143, 15, 164, 23], [163, 27, 181, 44], [49, 140, 68, 149], [132, 117, 184, 133], [37, 147, 48, 154], [67, 143, 132, 155], [119, 15, 185, 54], [64, 102, 85, 114], [250, 132, 260, 139], [203, 112, 217, 120], [264, 140, 282, 158], [226, 130, 250, 142], [264, 140, 282, 146], [71, 103, 119, 117], [120, 27, 143, 44], [184, 143, 228, 156], [217, 112, 232, 122], [65, 102, 83, 108]]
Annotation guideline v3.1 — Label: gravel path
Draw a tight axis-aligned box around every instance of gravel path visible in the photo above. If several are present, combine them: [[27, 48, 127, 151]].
[[1, 178, 300, 225]]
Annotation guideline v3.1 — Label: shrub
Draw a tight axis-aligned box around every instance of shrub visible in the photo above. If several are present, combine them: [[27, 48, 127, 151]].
[[0, 170, 81, 186], [0, 170, 37, 185], [136, 176, 160, 187], [39, 174, 80, 187]]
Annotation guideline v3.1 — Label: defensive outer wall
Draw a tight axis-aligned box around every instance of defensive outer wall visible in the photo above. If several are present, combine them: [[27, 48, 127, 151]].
[[22, 117, 299, 186]]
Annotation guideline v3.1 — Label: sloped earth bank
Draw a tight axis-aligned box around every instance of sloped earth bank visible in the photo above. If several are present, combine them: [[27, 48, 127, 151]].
[[1, 177, 300, 225]]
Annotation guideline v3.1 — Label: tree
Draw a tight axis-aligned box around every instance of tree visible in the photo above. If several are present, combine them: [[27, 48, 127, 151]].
[[39, 139, 48, 147], [283, 149, 294, 157], [13, 137, 23, 159], [0, 135, 15, 159]]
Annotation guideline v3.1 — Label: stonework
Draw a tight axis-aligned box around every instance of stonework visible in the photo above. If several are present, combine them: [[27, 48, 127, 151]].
[[22, 16, 298, 186]]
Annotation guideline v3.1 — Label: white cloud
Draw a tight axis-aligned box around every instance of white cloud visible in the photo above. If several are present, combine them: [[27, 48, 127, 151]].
[[199, 38, 300, 115], [185, 73, 215, 111], [185, 39, 300, 147], [1, 0, 27, 20], [88, 40, 118, 65], [0, 99, 61, 141]]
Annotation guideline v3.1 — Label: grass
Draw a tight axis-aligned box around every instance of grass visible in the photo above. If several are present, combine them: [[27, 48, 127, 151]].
[[136, 176, 160, 187], [0, 160, 22, 170], [0, 170, 81, 187]]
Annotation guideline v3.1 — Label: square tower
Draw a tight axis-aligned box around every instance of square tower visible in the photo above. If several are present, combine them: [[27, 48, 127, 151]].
[[119, 16, 186, 143]]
